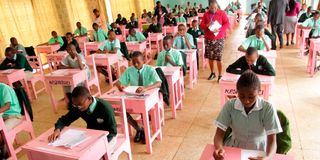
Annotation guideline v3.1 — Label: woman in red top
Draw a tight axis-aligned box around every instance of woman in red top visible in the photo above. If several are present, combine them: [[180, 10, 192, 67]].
[[200, 0, 229, 81], [284, 0, 300, 46]]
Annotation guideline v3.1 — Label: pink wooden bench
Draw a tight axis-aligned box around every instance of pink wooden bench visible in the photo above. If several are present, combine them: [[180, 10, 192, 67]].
[[101, 88, 162, 154], [200, 144, 294, 160], [44, 69, 88, 113], [219, 73, 272, 106], [307, 39, 320, 77], [22, 127, 109, 160]]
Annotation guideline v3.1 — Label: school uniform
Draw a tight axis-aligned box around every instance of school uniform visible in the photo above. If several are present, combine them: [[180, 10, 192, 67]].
[[126, 21, 138, 29], [74, 26, 88, 36], [176, 16, 186, 23], [226, 55, 276, 76], [247, 28, 276, 49], [110, 27, 122, 35], [127, 31, 146, 42], [147, 23, 162, 33], [187, 27, 204, 47], [241, 35, 271, 51], [0, 83, 22, 131], [302, 17, 320, 38], [115, 17, 128, 25], [164, 17, 177, 26], [298, 12, 312, 23], [10, 44, 27, 56], [156, 48, 184, 67], [93, 28, 108, 42], [0, 54, 33, 79], [119, 64, 162, 86], [55, 97, 117, 142], [48, 36, 64, 47], [173, 33, 195, 49], [99, 39, 123, 60], [215, 98, 282, 151], [198, 8, 206, 13], [61, 54, 91, 93]]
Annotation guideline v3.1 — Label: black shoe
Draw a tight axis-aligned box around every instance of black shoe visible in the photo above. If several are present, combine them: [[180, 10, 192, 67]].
[[217, 75, 222, 82], [286, 42, 289, 46], [291, 41, 295, 45], [141, 130, 146, 144], [207, 73, 216, 80], [134, 129, 144, 143]]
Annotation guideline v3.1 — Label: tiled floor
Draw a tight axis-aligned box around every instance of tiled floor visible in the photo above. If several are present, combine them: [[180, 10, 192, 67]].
[[16, 20, 320, 160]]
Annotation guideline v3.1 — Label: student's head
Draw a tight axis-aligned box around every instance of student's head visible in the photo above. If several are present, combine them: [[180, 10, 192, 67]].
[[76, 22, 82, 28], [178, 24, 186, 34], [92, 23, 99, 31], [191, 20, 198, 28], [151, 16, 158, 24], [10, 37, 18, 46], [65, 32, 73, 42], [172, 9, 176, 14], [129, 28, 136, 36], [51, 31, 58, 38], [245, 47, 259, 65], [108, 30, 116, 41], [307, 6, 312, 13], [131, 51, 144, 70], [167, 4, 170, 7], [187, 1, 190, 5], [156, 1, 161, 8], [117, 14, 122, 19], [194, 2, 197, 6], [93, 9, 100, 17], [208, 0, 219, 13], [130, 16, 135, 22], [147, 12, 152, 17], [199, 3, 203, 8], [5, 47, 16, 60], [143, 9, 147, 13], [66, 44, 77, 57], [313, 11, 320, 20], [174, 5, 177, 8], [168, 12, 174, 19], [111, 22, 117, 29], [178, 12, 182, 17], [236, 71, 261, 108], [131, 13, 135, 17], [257, 2, 262, 8], [254, 13, 262, 23], [71, 86, 93, 112], [254, 24, 264, 37], [163, 35, 173, 51], [302, 3, 307, 10]]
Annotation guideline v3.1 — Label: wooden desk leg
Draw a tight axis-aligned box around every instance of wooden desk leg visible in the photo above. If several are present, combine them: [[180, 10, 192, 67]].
[[45, 81, 58, 113], [22, 78, 32, 101], [152, 103, 162, 140], [189, 60, 194, 89], [311, 49, 316, 77], [107, 64, 113, 88], [168, 79, 176, 119], [142, 110, 152, 154], [177, 79, 183, 110]]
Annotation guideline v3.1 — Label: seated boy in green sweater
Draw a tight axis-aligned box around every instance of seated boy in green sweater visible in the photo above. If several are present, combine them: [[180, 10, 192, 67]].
[[226, 47, 276, 76]]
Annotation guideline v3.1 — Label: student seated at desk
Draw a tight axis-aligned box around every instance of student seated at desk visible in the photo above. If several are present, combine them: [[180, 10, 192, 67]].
[[146, 12, 153, 23], [131, 13, 138, 22], [173, 24, 195, 49], [299, 11, 320, 54], [48, 86, 117, 150], [115, 14, 128, 26], [73, 22, 88, 37], [126, 16, 139, 29], [116, 51, 161, 144], [0, 83, 22, 159], [176, 12, 187, 23], [141, 9, 147, 19], [246, 18, 276, 49], [238, 24, 271, 52], [127, 28, 146, 42], [184, 8, 196, 20], [146, 16, 162, 33], [9, 37, 27, 57], [110, 22, 123, 35], [156, 36, 184, 67], [93, 8, 107, 31], [58, 44, 91, 104], [58, 32, 81, 53], [298, 6, 313, 23], [213, 71, 282, 160], [92, 23, 108, 42], [164, 13, 177, 26], [38, 31, 64, 47], [187, 20, 204, 47], [198, 4, 206, 13], [0, 47, 33, 80], [226, 47, 276, 76]]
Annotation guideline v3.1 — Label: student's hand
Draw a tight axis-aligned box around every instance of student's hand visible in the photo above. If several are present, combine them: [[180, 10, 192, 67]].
[[213, 148, 225, 160], [117, 85, 125, 92], [165, 54, 172, 63], [136, 86, 146, 93], [48, 129, 61, 143]]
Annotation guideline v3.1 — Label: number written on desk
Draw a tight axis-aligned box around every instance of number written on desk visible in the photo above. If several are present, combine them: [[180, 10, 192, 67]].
[[49, 80, 71, 85], [224, 89, 264, 95]]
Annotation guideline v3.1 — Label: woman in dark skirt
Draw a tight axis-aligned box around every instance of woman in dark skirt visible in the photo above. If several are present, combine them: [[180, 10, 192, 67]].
[[200, 0, 229, 81]]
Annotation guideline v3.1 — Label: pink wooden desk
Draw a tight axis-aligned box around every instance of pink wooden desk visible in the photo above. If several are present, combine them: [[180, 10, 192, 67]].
[[36, 44, 60, 54], [200, 144, 294, 160], [197, 37, 207, 69], [116, 35, 125, 42], [126, 41, 150, 63], [158, 67, 183, 119], [163, 26, 178, 36], [148, 33, 163, 53], [307, 39, 320, 77], [298, 28, 311, 57], [0, 69, 31, 98], [219, 73, 272, 106], [22, 127, 109, 160], [46, 51, 68, 71], [178, 49, 198, 89], [84, 42, 103, 57], [92, 53, 121, 87], [44, 69, 88, 113], [101, 88, 162, 154], [75, 36, 88, 52], [236, 50, 277, 67]]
